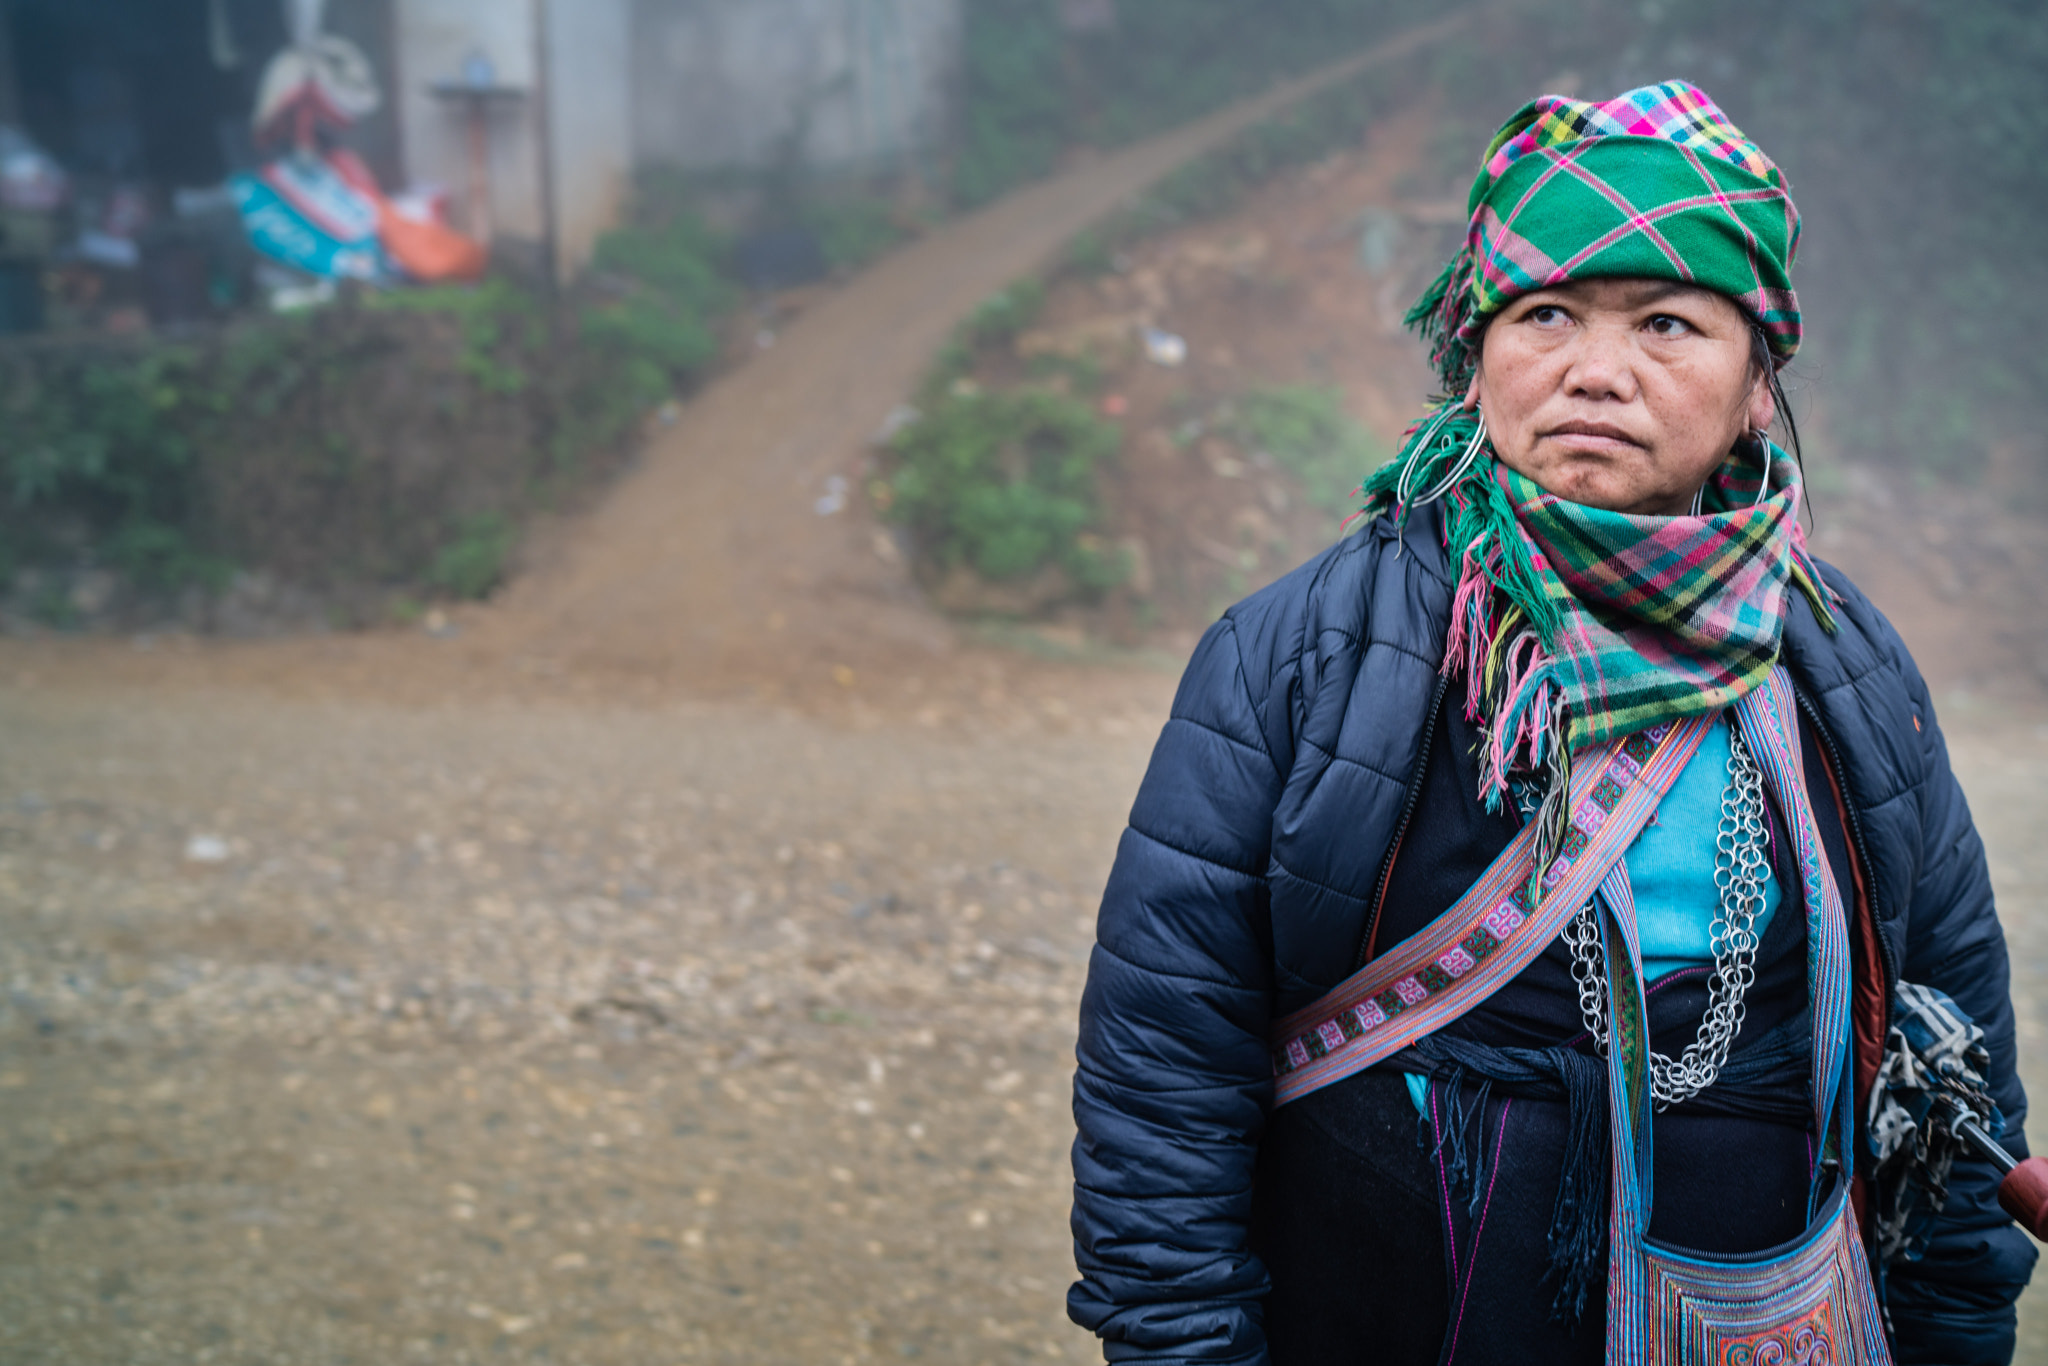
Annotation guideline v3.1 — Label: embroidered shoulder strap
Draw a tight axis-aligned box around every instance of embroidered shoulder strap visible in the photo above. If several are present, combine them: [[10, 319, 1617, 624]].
[[1599, 667, 1892, 1364], [1270, 713, 1713, 1107]]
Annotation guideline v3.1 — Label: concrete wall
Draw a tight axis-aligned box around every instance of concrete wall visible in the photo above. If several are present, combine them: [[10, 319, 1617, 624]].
[[631, 0, 960, 176], [390, 0, 633, 275], [389, 0, 958, 276], [544, 0, 632, 277], [391, 0, 545, 243]]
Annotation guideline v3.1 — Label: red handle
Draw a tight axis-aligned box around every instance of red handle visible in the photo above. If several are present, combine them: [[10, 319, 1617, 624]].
[[1999, 1157, 2048, 1241]]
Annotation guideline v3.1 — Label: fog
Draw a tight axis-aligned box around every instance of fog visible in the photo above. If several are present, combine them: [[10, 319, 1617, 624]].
[[0, 2, 2043, 1361]]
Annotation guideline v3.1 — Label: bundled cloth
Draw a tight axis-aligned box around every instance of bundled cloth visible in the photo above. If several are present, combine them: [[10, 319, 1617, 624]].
[[1408, 1015, 1811, 1326], [1868, 981, 2006, 1267], [254, 0, 382, 147], [230, 150, 484, 286]]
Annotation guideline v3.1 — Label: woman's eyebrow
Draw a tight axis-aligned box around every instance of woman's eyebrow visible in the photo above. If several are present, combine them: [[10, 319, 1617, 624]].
[[1617, 281, 1704, 307]]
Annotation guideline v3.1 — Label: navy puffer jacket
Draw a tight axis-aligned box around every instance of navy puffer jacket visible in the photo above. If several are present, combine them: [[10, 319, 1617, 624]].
[[1068, 505, 2034, 1363]]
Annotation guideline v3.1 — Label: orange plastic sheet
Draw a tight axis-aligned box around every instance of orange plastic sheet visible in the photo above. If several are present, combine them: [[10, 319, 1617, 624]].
[[328, 149, 486, 284]]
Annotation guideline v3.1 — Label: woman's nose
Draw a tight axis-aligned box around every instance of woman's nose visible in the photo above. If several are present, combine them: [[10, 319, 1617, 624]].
[[1562, 324, 1640, 401]]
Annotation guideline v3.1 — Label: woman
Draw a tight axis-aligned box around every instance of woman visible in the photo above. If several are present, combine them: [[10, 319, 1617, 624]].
[[1067, 83, 2034, 1363]]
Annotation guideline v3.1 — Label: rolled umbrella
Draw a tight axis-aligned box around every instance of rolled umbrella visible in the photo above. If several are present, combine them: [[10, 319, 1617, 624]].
[[1936, 1095, 2048, 1239], [1869, 981, 2048, 1261]]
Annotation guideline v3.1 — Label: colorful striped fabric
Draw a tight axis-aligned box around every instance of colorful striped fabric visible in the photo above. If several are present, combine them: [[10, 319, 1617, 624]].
[[1499, 443, 1833, 750], [1357, 404, 1839, 814], [1268, 715, 1710, 1107], [1408, 81, 1802, 392], [1479, 81, 1778, 186]]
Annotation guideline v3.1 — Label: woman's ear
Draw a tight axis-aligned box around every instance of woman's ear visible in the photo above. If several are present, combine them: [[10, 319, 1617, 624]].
[[1746, 368, 1778, 436], [1463, 371, 1484, 413]]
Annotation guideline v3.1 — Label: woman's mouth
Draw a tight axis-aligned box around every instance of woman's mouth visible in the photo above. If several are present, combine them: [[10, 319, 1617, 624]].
[[1542, 421, 1643, 452]]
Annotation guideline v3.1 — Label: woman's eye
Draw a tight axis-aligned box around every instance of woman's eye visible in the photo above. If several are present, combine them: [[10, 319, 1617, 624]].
[[1645, 314, 1693, 338], [1527, 305, 1569, 327]]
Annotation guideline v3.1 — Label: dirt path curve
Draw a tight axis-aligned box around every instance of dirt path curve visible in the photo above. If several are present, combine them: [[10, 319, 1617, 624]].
[[468, 14, 1469, 691]]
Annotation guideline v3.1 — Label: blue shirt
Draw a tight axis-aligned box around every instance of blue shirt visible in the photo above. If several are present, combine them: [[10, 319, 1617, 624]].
[[1405, 720, 1780, 1113], [1630, 719, 1781, 980]]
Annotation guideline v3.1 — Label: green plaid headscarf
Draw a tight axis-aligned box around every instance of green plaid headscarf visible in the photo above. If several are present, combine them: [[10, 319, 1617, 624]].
[[1409, 80, 1802, 393]]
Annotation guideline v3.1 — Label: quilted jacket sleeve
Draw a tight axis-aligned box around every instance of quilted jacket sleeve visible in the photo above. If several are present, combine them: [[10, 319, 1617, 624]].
[[1865, 613, 2039, 1364], [1067, 614, 1289, 1364]]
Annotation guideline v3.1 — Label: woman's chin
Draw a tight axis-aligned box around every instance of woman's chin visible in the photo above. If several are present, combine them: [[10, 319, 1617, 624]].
[[1518, 465, 1637, 513], [1515, 459, 1696, 516]]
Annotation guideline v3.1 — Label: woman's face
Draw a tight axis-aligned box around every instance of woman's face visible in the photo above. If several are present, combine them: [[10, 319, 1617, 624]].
[[1467, 278, 1775, 516]]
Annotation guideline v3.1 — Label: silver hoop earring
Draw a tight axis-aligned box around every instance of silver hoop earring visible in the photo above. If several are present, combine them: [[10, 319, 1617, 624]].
[[1406, 408, 1489, 508], [1393, 403, 1462, 505]]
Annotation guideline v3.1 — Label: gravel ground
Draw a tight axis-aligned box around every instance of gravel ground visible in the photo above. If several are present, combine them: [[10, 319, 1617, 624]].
[[2, 680, 2045, 1364], [0, 682, 1163, 1366]]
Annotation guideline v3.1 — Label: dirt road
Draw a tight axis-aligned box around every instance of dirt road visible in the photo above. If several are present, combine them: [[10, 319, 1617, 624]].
[[0, 677, 1165, 1365], [471, 14, 1469, 693]]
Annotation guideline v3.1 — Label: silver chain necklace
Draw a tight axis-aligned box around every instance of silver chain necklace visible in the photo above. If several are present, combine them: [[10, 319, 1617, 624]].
[[1561, 719, 1772, 1109]]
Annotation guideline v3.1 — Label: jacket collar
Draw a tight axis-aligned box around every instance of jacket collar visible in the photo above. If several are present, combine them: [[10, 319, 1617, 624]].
[[1367, 499, 1457, 588]]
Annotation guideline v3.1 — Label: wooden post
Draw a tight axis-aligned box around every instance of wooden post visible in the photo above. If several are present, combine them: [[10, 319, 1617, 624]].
[[465, 96, 493, 248], [431, 80, 528, 253]]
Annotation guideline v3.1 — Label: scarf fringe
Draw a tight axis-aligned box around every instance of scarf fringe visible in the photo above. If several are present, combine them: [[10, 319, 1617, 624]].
[[1403, 249, 1479, 393], [1367, 406, 1577, 857], [1411, 1037, 1614, 1330], [1543, 1045, 1611, 1325], [1420, 1065, 1498, 1220], [1789, 544, 1843, 632]]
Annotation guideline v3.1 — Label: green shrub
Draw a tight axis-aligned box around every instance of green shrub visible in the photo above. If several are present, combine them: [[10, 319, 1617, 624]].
[[425, 513, 516, 600], [0, 341, 227, 594], [5, 345, 197, 510], [590, 217, 733, 313], [963, 281, 1047, 350], [366, 279, 539, 395], [1025, 349, 1107, 396], [884, 389, 1122, 586], [1227, 385, 1386, 519], [561, 208, 745, 460], [580, 293, 718, 389], [1060, 227, 1117, 278], [912, 281, 1049, 406], [29, 579, 80, 630], [802, 197, 909, 271], [581, 214, 736, 385], [104, 521, 233, 594]]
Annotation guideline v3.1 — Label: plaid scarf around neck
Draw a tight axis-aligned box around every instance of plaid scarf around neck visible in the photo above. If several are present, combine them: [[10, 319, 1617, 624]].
[[1357, 407, 1838, 890]]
